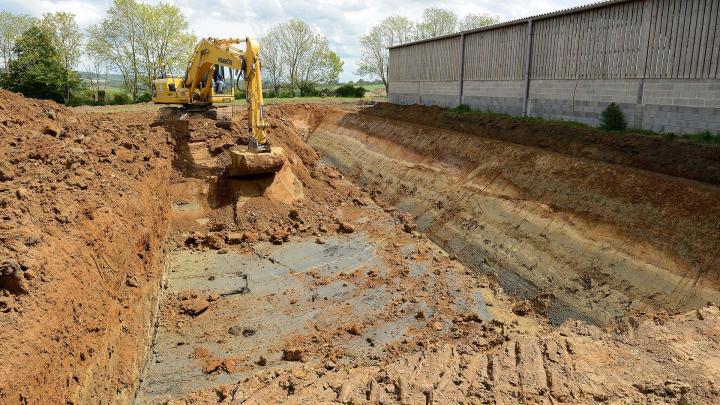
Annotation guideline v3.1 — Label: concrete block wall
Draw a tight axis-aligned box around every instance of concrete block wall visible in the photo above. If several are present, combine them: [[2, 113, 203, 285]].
[[463, 81, 525, 116], [528, 79, 642, 127], [641, 79, 720, 134], [391, 78, 720, 135], [389, 81, 459, 108]]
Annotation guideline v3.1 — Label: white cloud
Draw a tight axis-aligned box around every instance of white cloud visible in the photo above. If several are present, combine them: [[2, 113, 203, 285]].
[[0, 0, 590, 81]]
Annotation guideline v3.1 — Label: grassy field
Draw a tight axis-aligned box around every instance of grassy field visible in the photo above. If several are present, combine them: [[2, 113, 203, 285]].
[[74, 96, 378, 113]]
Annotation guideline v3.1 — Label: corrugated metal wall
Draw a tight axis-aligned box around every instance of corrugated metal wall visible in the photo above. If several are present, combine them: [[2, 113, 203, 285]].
[[463, 24, 527, 81], [389, 36, 461, 82], [389, 0, 720, 82]]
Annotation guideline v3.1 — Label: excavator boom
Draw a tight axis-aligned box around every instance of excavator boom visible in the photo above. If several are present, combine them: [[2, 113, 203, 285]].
[[152, 37, 280, 173]]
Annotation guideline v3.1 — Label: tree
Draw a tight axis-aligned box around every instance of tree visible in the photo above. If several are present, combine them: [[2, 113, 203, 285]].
[[87, 0, 195, 102], [269, 19, 343, 95], [355, 16, 415, 94], [458, 13, 500, 31], [0, 27, 79, 102], [297, 46, 343, 95], [136, 2, 196, 88], [87, 0, 142, 101], [81, 47, 110, 103], [0, 12, 36, 69], [417, 8, 458, 39], [261, 28, 285, 95], [38, 12, 82, 103]]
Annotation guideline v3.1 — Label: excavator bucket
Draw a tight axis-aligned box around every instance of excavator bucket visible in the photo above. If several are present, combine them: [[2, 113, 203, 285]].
[[228, 146, 285, 176]]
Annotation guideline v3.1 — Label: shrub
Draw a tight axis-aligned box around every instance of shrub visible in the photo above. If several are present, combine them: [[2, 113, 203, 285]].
[[136, 92, 152, 103], [110, 93, 132, 105], [599, 102, 627, 131], [299, 84, 320, 97], [334, 84, 366, 98], [450, 104, 471, 113]]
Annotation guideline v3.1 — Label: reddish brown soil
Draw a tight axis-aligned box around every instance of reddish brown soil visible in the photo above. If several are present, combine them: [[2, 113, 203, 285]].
[[0, 89, 173, 403], [363, 103, 720, 186]]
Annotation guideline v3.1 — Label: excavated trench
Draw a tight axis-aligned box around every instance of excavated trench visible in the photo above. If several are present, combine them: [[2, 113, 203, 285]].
[[135, 103, 720, 403], [3, 92, 720, 404]]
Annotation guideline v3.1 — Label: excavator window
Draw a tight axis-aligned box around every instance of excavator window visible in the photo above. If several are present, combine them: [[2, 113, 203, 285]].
[[168, 83, 176, 92]]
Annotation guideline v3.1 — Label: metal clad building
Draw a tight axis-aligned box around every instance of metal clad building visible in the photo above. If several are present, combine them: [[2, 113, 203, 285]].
[[388, 0, 720, 135]]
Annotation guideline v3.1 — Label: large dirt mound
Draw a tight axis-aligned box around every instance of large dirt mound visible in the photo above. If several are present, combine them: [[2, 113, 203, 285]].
[[364, 103, 720, 186], [0, 89, 173, 403]]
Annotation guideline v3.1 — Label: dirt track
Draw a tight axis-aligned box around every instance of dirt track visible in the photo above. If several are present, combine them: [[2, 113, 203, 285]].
[[1, 90, 720, 404]]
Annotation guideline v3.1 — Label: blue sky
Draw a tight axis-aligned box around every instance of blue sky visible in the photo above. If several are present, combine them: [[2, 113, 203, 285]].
[[0, 0, 591, 81]]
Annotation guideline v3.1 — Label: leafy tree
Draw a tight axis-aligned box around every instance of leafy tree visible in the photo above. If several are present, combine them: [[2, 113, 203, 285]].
[[261, 28, 285, 95], [87, 0, 142, 101], [38, 12, 83, 103], [298, 48, 343, 95], [0, 12, 36, 69], [458, 13, 500, 31], [0, 27, 80, 102], [88, 0, 195, 102], [135, 2, 196, 88], [416, 8, 458, 39], [355, 16, 415, 94], [269, 19, 344, 94], [81, 47, 110, 102]]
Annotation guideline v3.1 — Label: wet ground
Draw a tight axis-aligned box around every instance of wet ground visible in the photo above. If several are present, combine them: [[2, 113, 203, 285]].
[[139, 230, 498, 402]]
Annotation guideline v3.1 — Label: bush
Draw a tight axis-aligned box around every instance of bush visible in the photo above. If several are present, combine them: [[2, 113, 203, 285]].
[[67, 88, 101, 107], [299, 83, 320, 97], [450, 104, 471, 113], [136, 92, 152, 103], [334, 84, 366, 98], [599, 102, 627, 131], [110, 93, 132, 105]]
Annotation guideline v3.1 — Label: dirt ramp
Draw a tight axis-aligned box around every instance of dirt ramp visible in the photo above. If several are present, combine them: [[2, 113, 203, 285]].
[[310, 108, 720, 325]]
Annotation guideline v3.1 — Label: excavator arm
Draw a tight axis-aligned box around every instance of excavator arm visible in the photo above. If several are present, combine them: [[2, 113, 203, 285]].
[[152, 37, 269, 151]]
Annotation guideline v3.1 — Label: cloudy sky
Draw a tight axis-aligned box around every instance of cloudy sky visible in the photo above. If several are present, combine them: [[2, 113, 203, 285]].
[[0, 0, 591, 81]]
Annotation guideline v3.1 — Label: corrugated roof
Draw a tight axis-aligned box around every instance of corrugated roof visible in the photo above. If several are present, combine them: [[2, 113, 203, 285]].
[[389, 0, 636, 49]]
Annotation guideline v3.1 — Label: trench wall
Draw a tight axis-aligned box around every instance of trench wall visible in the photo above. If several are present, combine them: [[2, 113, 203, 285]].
[[309, 109, 720, 325], [388, 0, 720, 135]]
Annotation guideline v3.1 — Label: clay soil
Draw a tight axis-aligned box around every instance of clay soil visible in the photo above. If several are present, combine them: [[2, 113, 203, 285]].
[[1, 90, 720, 405]]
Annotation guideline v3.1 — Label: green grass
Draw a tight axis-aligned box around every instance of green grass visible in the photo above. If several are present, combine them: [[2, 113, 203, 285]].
[[448, 104, 720, 147], [449, 105, 592, 130], [73, 96, 378, 113]]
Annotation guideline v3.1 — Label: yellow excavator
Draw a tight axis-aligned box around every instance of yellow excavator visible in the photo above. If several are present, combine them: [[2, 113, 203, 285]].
[[152, 37, 284, 175]]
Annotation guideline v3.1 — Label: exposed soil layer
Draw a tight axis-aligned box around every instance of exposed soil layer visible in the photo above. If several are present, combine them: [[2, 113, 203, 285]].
[[364, 103, 720, 186], [311, 105, 720, 325], [0, 89, 173, 403], [2, 94, 720, 405]]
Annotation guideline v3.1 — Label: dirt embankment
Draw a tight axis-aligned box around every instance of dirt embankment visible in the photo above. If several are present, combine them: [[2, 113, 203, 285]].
[[310, 104, 720, 324], [0, 90, 173, 403], [367, 104, 720, 186]]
